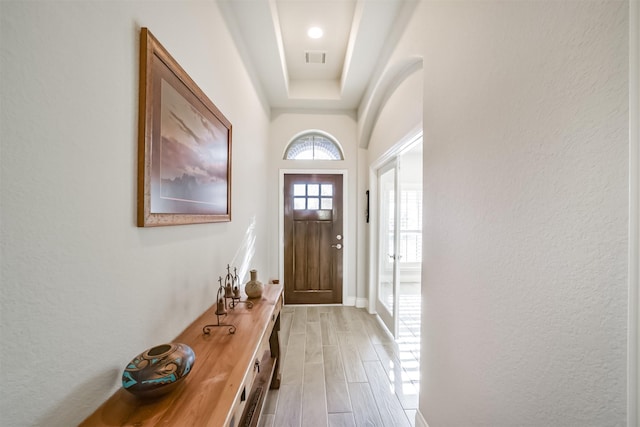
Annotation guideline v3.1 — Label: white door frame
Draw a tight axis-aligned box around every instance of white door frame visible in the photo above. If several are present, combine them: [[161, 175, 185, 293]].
[[375, 158, 403, 337], [279, 169, 349, 305], [368, 131, 423, 315]]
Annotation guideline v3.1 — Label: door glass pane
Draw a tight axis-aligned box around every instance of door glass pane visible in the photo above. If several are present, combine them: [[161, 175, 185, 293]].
[[321, 197, 332, 210], [293, 182, 334, 211], [307, 197, 319, 210], [378, 167, 396, 316], [308, 184, 320, 196], [294, 184, 306, 196], [294, 197, 306, 210]]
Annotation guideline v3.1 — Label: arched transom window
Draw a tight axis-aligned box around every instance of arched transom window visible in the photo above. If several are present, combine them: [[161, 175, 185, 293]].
[[284, 133, 344, 160]]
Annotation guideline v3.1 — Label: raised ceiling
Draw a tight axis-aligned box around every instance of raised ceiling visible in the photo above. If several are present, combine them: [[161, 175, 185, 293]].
[[218, 0, 411, 111]]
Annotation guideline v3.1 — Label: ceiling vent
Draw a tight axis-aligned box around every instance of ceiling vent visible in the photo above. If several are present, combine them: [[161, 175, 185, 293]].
[[305, 51, 326, 64]]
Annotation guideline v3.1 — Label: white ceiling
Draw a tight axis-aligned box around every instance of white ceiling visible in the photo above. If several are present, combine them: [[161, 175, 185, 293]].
[[218, 0, 411, 112]]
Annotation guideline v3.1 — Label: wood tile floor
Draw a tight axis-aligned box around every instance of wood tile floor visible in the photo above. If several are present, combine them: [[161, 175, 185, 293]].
[[259, 305, 420, 427]]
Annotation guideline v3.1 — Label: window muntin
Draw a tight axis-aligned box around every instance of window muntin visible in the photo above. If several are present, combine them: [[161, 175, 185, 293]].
[[387, 188, 422, 263], [292, 183, 334, 211]]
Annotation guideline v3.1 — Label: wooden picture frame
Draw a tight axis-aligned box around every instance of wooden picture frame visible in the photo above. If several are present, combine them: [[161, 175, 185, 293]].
[[137, 28, 232, 227]]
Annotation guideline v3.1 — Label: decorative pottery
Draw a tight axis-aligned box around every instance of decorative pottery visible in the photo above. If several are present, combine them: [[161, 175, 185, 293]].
[[245, 269, 264, 299], [122, 343, 195, 398]]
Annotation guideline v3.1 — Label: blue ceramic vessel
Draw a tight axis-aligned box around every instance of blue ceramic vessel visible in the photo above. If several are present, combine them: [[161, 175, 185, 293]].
[[122, 342, 195, 398]]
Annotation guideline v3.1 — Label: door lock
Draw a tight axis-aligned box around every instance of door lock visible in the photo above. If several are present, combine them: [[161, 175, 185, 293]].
[[331, 243, 342, 250]]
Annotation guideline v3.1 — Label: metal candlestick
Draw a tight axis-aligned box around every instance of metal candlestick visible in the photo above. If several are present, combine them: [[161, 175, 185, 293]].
[[229, 267, 253, 309], [202, 277, 236, 335]]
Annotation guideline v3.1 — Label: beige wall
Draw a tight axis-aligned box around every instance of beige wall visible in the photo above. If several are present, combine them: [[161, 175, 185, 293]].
[[0, 1, 633, 426], [362, 63, 423, 312], [418, 1, 627, 425], [359, 0, 630, 425], [0, 2, 270, 425]]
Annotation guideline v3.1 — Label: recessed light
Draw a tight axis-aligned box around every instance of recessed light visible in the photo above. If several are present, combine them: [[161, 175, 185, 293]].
[[307, 27, 323, 39]]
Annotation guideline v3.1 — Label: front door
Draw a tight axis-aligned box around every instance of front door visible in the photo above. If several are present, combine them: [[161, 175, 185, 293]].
[[283, 174, 343, 304]]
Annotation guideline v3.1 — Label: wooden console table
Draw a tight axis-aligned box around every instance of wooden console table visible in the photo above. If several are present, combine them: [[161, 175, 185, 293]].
[[81, 284, 283, 427]]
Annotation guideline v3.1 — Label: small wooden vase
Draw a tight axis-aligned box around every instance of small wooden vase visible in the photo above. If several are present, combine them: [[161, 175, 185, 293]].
[[245, 269, 264, 299]]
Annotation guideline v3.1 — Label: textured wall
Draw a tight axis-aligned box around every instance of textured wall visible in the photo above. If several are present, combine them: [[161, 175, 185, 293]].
[[418, 1, 629, 425], [0, 2, 270, 425]]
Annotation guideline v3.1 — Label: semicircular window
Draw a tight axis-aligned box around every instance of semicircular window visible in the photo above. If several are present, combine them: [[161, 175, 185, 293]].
[[284, 133, 344, 160]]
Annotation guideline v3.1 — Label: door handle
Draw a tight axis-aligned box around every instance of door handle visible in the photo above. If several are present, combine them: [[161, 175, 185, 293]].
[[331, 243, 342, 250]]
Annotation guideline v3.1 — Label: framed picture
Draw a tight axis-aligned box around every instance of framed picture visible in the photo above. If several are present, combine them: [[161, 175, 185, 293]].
[[137, 28, 232, 227]]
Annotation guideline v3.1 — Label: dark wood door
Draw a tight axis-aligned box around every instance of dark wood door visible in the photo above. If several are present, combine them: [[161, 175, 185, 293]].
[[284, 174, 343, 304]]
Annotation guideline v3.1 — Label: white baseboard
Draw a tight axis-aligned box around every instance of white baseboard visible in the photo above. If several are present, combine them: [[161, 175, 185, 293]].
[[282, 297, 367, 308], [415, 409, 429, 427], [355, 297, 368, 308], [343, 296, 356, 306]]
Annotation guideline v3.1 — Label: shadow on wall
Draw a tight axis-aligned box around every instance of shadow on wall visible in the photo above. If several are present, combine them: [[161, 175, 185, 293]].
[[37, 367, 120, 426]]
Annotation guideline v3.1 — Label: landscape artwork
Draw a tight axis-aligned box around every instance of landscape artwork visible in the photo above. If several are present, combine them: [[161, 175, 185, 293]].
[[138, 28, 232, 226], [157, 80, 228, 214]]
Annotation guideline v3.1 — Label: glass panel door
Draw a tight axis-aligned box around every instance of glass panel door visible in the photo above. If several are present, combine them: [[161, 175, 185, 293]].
[[376, 160, 400, 337]]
